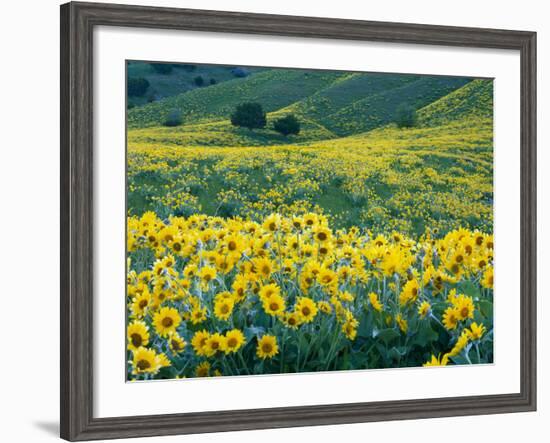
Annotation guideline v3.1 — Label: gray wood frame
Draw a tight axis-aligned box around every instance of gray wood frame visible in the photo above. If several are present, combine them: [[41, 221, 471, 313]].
[[60, 1, 537, 441]]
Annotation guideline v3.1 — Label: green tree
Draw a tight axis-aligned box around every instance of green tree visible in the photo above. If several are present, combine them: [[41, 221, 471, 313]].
[[273, 114, 301, 136], [230, 102, 266, 130], [162, 109, 182, 127], [194, 75, 204, 87], [395, 104, 417, 128], [127, 77, 150, 97]]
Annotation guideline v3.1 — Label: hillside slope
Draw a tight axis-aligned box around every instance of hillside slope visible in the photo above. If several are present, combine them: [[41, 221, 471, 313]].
[[127, 69, 345, 128], [323, 76, 472, 135], [417, 78, 493, 127]]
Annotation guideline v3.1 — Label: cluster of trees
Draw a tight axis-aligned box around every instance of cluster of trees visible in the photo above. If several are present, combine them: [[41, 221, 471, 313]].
[[230, 102, 301, 136], [127, 77, 150, 97], [193, 76, 217, 87]]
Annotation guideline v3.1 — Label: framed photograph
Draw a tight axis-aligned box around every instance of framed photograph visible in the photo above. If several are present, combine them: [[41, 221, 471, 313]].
[[60, 1, 537, 440]]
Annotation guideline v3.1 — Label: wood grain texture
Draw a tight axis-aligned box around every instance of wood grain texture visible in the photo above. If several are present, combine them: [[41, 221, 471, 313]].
[[60, 2, 537, 441]]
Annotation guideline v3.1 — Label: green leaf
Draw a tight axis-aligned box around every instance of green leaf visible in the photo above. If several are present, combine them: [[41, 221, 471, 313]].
[[411, 321, 439, 347], [244, 326, 265, 341], [478, 299, 493, 321], [388, 346, 407, 361], [458, 281, 481, 299], [373, 327, 400, 344]]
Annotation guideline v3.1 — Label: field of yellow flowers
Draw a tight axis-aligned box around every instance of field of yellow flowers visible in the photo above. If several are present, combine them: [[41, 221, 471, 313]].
[[125, 70, 493, 379], [126, 62, 494, 380]]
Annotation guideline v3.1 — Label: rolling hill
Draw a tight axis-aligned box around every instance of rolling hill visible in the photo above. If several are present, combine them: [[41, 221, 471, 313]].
[[127, 68, 345, 129], [127, 67, 491, 153]]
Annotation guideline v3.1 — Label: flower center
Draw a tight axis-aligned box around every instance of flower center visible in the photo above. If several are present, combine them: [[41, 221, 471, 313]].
[[262, 343, 272, 353], [227, 338, 237, 348], [162, 317, 174, 327], [302, 307, 311, 316], [131, 333, 142, 347], [136, 359, 151, 370]]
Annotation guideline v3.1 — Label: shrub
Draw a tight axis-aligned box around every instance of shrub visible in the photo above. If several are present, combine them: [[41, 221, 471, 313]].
[[150, 63, 173, 74], [210, 78, 217, 85], [230, 102, 266, 130], [395, 104, 417, 128], [231, 67, 250, 78], [162, 109, 183, 127], [127, 77, 150, 97], [273, 114, 301, 136], [194, 75, 204, 87]]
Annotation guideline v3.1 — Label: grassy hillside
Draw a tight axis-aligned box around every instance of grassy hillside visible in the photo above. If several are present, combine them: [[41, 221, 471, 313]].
[[127, 69, 344, 128], [127, 61, 264, 107], [418, 78, 493, 127], [324, 76, 472, 135], [127, 114, 337, 148], [127, 77, 493, 236], [282, 72, 419, 124]]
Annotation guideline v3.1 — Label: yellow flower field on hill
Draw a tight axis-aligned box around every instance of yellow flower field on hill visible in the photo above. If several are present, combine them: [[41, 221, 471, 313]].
[[125, 63, 493, 380]]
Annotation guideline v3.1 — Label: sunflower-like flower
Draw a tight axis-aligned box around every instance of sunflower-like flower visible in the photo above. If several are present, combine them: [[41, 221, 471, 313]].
[[466, 322, 486, 341], [190, 305, 208, 325], [214, 297, 235, 321], [317, 268, 338, 288], [153, 307, 181, 337], [262, 213, 281, 233], [368, 292, 384, 312], [191, 330, 210, 356], [127, 320, 150, 351], [198, 266, 217, 283], [131, 347, 167, 375], [280, 311, 303, 329], [256, 335, 279, 359], [204, 333, 227, 357], [417, 300, 431, 319], [224, 329, 246, 354], [399, 279, 419, 306], [396, 313, 408, 333], [195, 361, 211, 377], [447, 331, 470, 358], [295, 297, 318, 323], [481, 266, 494, 289], [442, 306, 460, 330], [342, 312, 359, 340], [423, 354, 449, 367], [262, 292, 286, 316], [452, 294, 475, 320], [169, 333, 187, 354], [130, 290, 151, 318]]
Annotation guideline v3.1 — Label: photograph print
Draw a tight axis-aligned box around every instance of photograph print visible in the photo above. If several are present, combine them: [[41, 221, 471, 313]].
[[125, 61, 494, 381]]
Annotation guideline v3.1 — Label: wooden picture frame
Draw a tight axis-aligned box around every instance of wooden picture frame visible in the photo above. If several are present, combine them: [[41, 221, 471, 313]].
[[60, 1, 536, 440]]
